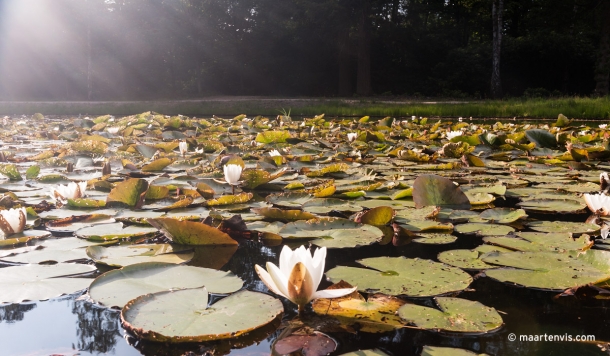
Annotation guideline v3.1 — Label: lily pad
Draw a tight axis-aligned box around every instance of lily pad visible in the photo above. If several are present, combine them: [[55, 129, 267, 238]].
[[89, 262, 243, 308], [326, 256, 472, 297], [0, 263, 95, 303], [473, 208, 527, 224], [454, 223, 515, 236], [397, 297, 503, 333], [312, 282, 406, 333], [121, 289, 282, 342], [251, 207, 317, 222], [86, 244, 194, 267], [412, 174, 471, 209], [437, 249, 498, 270], [279, 218, 383, 249], [525, 221, 599, 235], [359, 206, 394, 225], [413, 233, 457, 245], [421, 346, 487, 356], [106, 178, 149, 208], [75, 222, 157, 241], [303, 198, 364, 214], [148, 218, 237, 245], [482, 249, 610, 291], [0, 230, 51, 247]]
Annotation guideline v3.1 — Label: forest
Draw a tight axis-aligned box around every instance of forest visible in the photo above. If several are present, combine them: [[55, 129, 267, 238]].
[[0, 0, 608, 101]]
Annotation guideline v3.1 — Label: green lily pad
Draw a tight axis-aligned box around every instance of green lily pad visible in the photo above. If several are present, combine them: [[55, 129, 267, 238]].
[[205, 192, 253, 206], [89, 262, 243, 308], [302, 198, 364, 214], [437, 249, 498, 270], [241, 168, 287, 189], [339, 350, 390, 356], [148, 218, 237, 245], [0, 164, 22, 181], [483, 232, 591, 252], [360, 206, 394, 225], [421, 346, 488, 356], [412, 174, 471, 209], [326, 256, 472, 297], [399, 220, 454, 233], [0, 263, 95, 303], [482, 249, 610, 291], [141, 157, 173, 172], [454, 223, 514, 236], [75, 222, 158, 241], [106, 178, 149, 208], [86, 244, 194, 267], [473, 208, 527, 224], [0, 237, 114, 264], [265, 192, 311, 209], [251, 207, 317, 222], [255, 130, 291, 143], [517, 199, 587, 214], [279, 218, 383, 248], [0, 230, 51, 247], [312, 283, 406, 333], [465, 192, 495, 205], [525, 221, 599, 235], [121, 289, 283, 342], [412, 233, 457, 245], [67, 198, 107, 208], [397, 297, 503, 333]]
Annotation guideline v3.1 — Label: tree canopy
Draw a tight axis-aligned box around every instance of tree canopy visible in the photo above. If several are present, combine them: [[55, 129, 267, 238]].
[[0, 0, 605, 100]]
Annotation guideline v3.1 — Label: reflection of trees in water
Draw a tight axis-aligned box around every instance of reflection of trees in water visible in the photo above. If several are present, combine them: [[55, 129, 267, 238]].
[[71, 299, 121, 354], [224, 239, 280, 291], [0, 303, 37, 323]]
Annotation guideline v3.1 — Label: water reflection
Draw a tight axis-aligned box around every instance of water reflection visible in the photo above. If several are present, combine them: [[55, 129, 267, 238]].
[[0, 302, 36, 323], [71, 299, 121, 354]]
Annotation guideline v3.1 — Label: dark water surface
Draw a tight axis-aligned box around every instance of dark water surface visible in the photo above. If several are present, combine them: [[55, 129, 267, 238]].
[[1, 231, 609, 356]]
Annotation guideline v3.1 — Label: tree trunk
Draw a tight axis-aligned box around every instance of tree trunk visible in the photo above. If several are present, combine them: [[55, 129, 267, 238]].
[[594, 1, 610, 96], [356, 0, 372, 96], [338, 27, 352, 96], [490, 0, 503, 98]]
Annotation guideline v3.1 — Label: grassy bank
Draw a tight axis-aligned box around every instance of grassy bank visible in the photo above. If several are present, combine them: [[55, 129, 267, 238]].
[[1, 96, 610, 119]]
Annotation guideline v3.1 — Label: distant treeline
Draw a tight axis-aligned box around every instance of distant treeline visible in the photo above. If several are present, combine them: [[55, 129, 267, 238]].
[[0, 0, 608, 100]]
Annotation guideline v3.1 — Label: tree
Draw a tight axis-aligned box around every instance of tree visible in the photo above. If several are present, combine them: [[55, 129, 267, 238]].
[[491, 0, 503, 98]]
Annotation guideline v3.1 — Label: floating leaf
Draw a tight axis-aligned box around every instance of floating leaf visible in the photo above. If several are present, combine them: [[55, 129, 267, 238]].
[[148, 218, 237, 245], [412, 174, 470, 209], [454, 223, 515, 236], [525, 221, 599, 235], [0, 263, 95, 303], [121, 289, 282, 342], [25, 165, 40, 179], [251, 207, 317, 222], [106, 178, 149, 208], [67, 198, 106, 208], [141, 157, 173, 172], [86, 244, 194, 267], [312, 282, 406, 333], [241, 168, 287, 189], [146, 185, 170, 200], [75, 222, 157, 241], [306, 163, 350, 178], [255, 130, 291, 143], [398, 297, 503, 333], [482, 249, 610, 291], [525, 129, 557, 148], [437, 249, 498, 270], [326, 256, 472, 297], [359, 206, 394, 225], [0, 164, 22, 181], [302, 198, 363, 214], [89, 262, 243, 308], [205, 192, 253, 206], [279, 218, 383, 248], [474, 208, 527, 224]]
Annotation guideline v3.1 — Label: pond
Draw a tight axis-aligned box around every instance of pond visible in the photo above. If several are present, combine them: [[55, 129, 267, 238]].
[[0, 112, 609, 355]]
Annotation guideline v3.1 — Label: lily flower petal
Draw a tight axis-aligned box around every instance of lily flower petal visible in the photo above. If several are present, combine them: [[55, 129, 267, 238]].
[[312, 287, 358, 300], [255, 264, 287, 298]]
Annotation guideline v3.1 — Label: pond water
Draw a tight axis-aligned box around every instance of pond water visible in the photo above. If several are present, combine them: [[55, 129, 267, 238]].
[[1, 113, 610, 355], [1, 230, 609, 355]]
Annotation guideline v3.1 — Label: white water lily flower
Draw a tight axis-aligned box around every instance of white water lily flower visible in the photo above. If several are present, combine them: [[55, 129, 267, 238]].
[[107, 127, 119, 134], [269, 149, 281, 157], [446, 131, 463, 140], [255, 245, 357, 314], [583, 193, 610, 216], [50, 182, 87, 202], [600, 124, 608, 129], [0, 207, 26, 238], [347, 133, 358, 142], [179, 140, 188, 156], [458, 117, 463, 122], [223, 164, 242, 186]]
